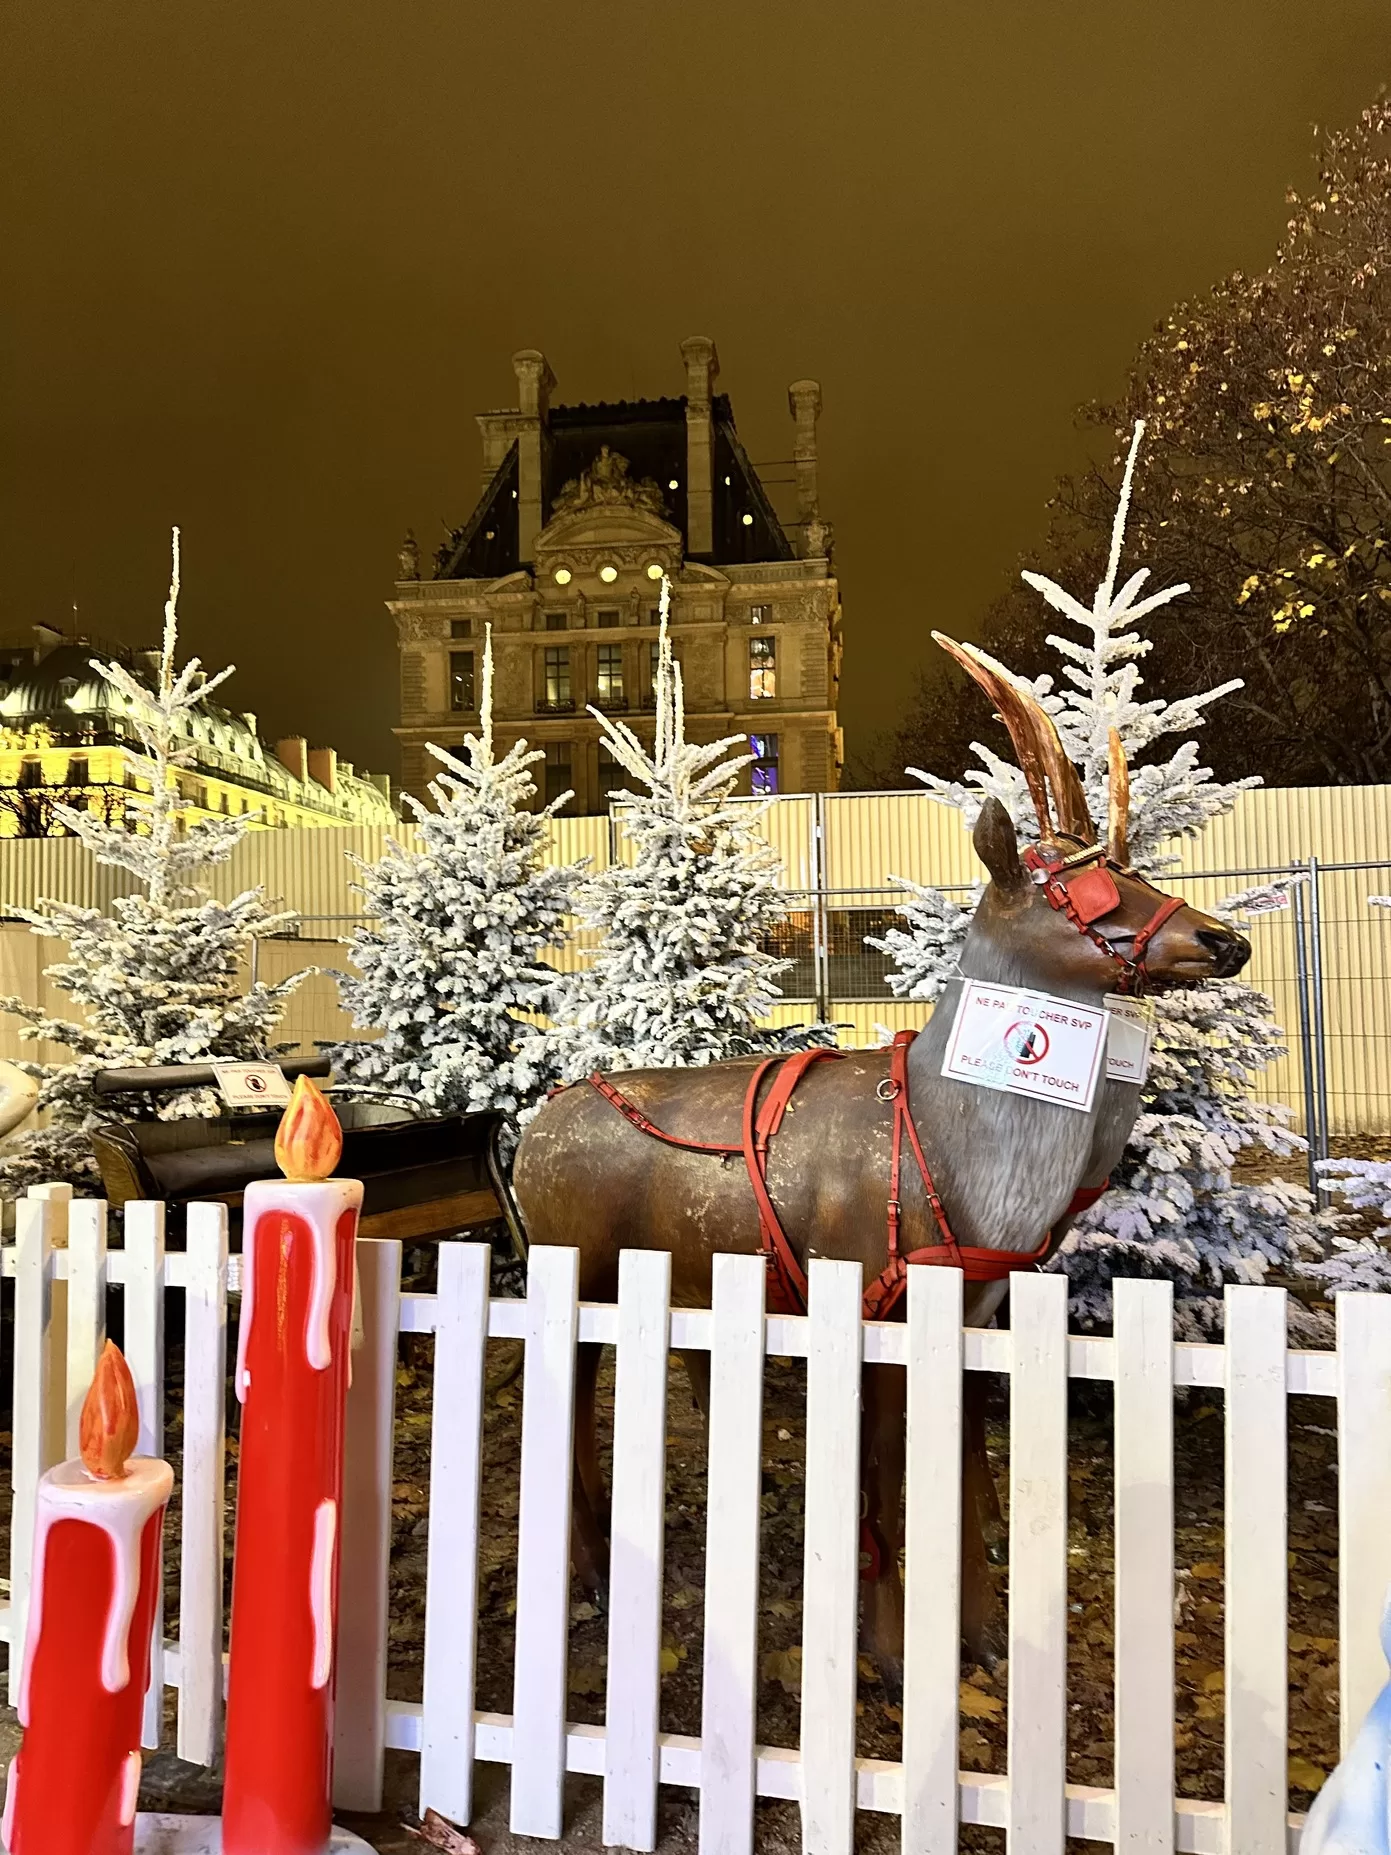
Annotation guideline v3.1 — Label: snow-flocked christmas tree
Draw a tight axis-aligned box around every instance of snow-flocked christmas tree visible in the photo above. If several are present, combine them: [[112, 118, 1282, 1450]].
[[549, 581, 808, 1077], [334, 625, 574, 1124], [871, 423, 1358, 1335], [0, 531, 305, 1195]]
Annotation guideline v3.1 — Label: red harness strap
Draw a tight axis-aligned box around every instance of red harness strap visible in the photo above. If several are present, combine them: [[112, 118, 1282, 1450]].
[[587, 1033, 1109, 1322]]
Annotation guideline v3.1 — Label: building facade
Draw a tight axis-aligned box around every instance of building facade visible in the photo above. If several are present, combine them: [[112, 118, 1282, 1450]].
[[391, 338, 843, 813], [0, 629, 394, 836]]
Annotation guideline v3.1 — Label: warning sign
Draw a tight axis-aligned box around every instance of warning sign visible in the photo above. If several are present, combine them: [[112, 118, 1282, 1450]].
[[1104, 997, 1156, 1085], [212, 1062, 293, 1109], [941, 982, 1108, 1114]]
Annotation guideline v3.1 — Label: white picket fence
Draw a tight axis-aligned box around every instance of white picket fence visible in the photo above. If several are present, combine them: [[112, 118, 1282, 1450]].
[[2, 1186, 1390, 1855]]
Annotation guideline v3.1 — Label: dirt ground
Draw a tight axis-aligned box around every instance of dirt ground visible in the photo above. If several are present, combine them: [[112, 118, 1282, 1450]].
[[0, 1218, 1359, 1855]]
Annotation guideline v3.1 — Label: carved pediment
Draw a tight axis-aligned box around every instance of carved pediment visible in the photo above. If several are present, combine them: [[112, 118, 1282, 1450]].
[[537, 447, 682, 558]]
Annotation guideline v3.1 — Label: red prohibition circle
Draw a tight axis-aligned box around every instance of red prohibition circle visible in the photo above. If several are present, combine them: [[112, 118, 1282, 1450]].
[[1004, 1019, 1050, 1065]]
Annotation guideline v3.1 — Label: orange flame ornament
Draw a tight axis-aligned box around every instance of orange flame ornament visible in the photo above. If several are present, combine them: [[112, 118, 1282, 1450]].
[[79, 1341, 141, 1480], [274, 1073, 343, 1183]]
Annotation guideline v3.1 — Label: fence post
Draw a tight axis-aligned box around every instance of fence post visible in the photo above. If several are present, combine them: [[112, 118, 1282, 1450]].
[[334, 1236, 402, 1813], [125, 1200, 167, 1750], [9, 1195, 59, 1708], [1308, 854, 1332, 1168], [810, 792, 830, 1022], [1291, 866, 1320, 1187], [178, 1201, 229, 1767], [26, 1182, 71, 1473]]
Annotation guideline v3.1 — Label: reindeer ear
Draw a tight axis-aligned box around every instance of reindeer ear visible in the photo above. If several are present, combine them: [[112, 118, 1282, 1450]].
[[973, 798, 1031, 897]]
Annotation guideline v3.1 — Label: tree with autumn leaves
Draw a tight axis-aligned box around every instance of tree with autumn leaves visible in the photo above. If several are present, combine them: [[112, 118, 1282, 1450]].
[[877, 97, 1391, 789]]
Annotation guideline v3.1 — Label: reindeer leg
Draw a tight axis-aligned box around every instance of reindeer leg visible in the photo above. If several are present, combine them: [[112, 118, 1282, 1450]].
[[859, 1362, 907, 1703], [680, 1348, 712, 1423], [961, 1394, 1006, 1670], [571, 1342, 610, 1601], [964, 1371, 1006, 1563]]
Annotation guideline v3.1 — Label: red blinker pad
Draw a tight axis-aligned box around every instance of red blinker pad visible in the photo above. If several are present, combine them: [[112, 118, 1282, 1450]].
[[1066, 865, 1121, 923]]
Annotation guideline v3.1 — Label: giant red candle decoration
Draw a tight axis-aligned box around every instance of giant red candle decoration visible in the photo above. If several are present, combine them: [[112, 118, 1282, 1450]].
[[4, 1341, 172, 1855], [222, 1076, 363, 1855]]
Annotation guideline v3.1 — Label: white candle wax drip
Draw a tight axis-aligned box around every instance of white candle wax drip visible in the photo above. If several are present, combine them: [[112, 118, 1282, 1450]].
[[235, 1179, 362, 1404], [17, 1456, 174, 1727]]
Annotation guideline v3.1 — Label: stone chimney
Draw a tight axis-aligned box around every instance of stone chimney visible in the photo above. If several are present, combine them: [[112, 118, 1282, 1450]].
[[512, 348, 556, 566], [275, 736, 307, 782], [788, 380, 822, 536], [679, 336, 719, 558], [367, 771, 391, 803], [307, 746, 337, 794]]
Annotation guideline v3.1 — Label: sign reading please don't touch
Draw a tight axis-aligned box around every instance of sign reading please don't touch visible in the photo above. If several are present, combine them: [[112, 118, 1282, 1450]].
[[941, 981, 1109, 1114]]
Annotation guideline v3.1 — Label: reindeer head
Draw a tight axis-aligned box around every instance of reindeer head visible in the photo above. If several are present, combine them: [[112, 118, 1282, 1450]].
[[935, 635, 1250, 994]]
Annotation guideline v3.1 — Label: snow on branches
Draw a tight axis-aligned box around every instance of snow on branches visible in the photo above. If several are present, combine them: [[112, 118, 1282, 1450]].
[[549, 581, 809, 1076], [334, 625, 575, 1124], [875, 424, 1365, 1334], [0, 531, 304, 1192]]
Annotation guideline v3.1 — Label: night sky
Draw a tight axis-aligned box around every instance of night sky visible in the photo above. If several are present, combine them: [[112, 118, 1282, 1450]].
[[3, 2, 1387, 787]]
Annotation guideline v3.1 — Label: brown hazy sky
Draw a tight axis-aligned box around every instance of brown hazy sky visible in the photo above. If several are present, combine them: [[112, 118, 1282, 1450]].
[[2, 1, 1388, 785]]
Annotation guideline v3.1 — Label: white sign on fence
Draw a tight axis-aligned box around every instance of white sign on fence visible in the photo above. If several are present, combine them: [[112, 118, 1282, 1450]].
[[942, 981, 1108, 1112]]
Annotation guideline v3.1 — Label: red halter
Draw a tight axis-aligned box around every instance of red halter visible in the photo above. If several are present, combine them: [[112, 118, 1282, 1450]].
[[1021, 841, 1185, 996]]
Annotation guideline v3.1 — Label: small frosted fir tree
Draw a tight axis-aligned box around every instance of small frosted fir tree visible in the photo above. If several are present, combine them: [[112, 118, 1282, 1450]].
[[0, 532, 304, 1194], [551, 582, 807, 1076], [874, 423, 1354, 1335], [334, 626, 574, 1123]]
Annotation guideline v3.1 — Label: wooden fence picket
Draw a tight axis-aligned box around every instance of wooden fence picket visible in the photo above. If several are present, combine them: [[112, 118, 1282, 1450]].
[[1224, 1286, 1288, 1855], [1007, 1269, 1069, 1855], [124, 1200, 166, 1750], [699, 1251, 766, 1855], [335, 1236, 402, 1813], [602, 1248, 672, 1852], [64, 1199, 108, 1458], [799, 1260, 863, 1855], [177, 1203, 228, 1766], [901, 1265, 963, 1855], [9, 1196, 57, 1707], [419, 1239, 490, 1824], [510, 1244, 580, 1839], [1112, 1278, 1175, 1855], [1336, 1290, 1391, 1750], [28, 1183, 71, 1472]]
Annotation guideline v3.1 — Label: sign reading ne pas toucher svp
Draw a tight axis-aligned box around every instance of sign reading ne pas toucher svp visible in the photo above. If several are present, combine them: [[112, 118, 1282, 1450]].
[[941, 982, 1153, 1113]]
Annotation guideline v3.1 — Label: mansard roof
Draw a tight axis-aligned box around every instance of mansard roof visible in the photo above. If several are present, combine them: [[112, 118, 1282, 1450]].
[[436, 392, 793, 580]]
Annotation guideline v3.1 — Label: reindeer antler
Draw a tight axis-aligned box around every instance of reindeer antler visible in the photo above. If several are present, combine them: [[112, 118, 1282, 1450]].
[[932, 634, 1096, 846], [1107, 728, 1131, 866]]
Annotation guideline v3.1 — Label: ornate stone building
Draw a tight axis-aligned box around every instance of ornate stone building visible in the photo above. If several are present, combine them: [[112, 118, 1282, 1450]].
[[390, 338, 843, 813], [0, 628, 394, 836]]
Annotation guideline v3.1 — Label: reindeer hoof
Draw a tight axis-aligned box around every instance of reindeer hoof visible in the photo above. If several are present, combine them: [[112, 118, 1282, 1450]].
[[876, 1656, 904, 1707]]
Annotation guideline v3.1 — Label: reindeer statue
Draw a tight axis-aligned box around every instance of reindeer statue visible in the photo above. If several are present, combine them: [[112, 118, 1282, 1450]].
[[513, 634, 1251, 1688]]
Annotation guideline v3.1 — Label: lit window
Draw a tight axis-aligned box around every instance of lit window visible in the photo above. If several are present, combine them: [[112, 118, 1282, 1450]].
[[450, 651, 476, 712], [544, 741, 572, 807], [554, 567, 572, 585], [599, 565, 618, 584], [545, 611, 568, 632], [750, 604, 771, 624], [596, 643, 624, 707], [646, 562, 664, 580], [450, 618, 472, 639], [750, 733, 779, 796], [749, 635, 776, 701], [668, 478, 679, 491], [544, 647, 572, 708], [741, 513, 754, 527]]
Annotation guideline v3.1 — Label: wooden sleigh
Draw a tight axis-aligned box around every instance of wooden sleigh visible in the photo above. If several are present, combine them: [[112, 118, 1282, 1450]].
[[87, 1057, 525, 1255]]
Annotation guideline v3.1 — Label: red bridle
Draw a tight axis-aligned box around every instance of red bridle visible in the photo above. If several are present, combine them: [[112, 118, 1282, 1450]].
[[1021, 841, 1186, 996]]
